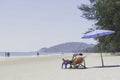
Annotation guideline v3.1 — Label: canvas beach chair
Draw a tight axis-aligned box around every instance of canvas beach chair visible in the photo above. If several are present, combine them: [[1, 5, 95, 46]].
[[70, 57, 86, 69]]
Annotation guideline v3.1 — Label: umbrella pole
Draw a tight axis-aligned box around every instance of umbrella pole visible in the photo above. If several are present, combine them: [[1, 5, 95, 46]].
[[83, 59, 86, 68], [100, 52, 104, 67], [100, 45, 104, 67]]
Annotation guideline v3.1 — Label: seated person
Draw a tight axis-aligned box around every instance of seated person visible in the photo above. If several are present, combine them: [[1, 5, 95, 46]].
[[62, 53, 86, 68], [72, 53, 86, 59]]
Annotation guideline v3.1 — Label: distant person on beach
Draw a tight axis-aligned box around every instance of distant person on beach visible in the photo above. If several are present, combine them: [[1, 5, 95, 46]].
[[37, 52, 39, 56], [5, 52, 10, 57]]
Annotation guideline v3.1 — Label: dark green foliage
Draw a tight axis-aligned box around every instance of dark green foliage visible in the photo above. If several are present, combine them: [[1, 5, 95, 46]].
[[79, 0, 120, 52]]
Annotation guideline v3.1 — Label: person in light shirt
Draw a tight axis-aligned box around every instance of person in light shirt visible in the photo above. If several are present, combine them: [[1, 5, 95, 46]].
[[72, 53, 86, 60]]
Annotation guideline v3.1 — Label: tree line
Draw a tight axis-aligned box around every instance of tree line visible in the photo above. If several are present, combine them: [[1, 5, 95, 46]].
[[79, 0, 120, 52]]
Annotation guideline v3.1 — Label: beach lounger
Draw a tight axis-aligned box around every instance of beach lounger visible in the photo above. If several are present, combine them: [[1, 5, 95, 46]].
[[70, 57, 86, 69], [61, 57, 86, 69]]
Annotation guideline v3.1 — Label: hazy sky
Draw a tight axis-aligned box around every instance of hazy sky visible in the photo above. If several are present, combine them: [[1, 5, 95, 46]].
[[0, 0, 97, 52]]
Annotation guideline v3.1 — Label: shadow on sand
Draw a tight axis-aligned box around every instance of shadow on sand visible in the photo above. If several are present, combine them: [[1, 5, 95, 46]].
[[62, 65, 120, 70], [88, 65, 120, 69]]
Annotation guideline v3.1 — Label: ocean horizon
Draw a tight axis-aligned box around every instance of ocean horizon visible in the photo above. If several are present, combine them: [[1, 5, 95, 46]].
[[0, 52, 72, 58]]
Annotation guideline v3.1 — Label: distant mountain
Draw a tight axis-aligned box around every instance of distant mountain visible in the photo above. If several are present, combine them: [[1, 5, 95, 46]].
[[39, 42, 95, 53]]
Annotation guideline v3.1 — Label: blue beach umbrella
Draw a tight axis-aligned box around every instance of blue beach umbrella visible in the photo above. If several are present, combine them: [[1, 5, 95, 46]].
[[82, 30, 115, 39], [82, 29, 115, 66]]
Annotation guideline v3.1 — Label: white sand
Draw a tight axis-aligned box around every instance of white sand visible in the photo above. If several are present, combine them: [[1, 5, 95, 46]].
[[0, 53, 120, 80]]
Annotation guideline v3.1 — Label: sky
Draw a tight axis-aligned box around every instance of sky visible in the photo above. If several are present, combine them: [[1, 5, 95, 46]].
[[0, 0, 97, 52]]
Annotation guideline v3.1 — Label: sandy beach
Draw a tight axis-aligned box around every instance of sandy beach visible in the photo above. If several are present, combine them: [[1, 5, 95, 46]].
[[0, 53, 120, 80]]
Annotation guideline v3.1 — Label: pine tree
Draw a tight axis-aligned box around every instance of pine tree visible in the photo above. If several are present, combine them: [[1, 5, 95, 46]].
[[79, 0, 120, 52]]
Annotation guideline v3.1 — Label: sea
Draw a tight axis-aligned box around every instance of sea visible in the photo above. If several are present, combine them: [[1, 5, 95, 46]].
[[0, 52, 71, 58]]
